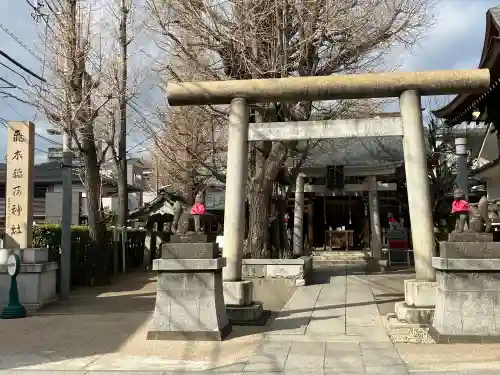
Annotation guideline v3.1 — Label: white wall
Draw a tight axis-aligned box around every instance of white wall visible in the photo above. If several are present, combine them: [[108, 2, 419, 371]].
[[45, 191, 81, 225], [102, 193, 143, 212]]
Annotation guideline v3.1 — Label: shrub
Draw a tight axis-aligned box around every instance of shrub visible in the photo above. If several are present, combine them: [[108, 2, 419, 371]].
[[33, 224, 145, 287]]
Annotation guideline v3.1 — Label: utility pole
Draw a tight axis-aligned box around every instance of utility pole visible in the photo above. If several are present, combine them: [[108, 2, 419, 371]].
[[60, 0, 75, 300], [60, 130, 72, 300], [155, 153, 159, 193], [117, 0, 129, 229], [455, 138, 468, 200]]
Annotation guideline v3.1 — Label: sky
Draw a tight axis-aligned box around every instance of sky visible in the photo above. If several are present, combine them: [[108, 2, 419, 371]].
[[0, 0, 497, 164]]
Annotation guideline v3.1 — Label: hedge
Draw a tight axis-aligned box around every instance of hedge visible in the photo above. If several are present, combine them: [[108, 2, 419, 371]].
[[33, 224, 146, 287]]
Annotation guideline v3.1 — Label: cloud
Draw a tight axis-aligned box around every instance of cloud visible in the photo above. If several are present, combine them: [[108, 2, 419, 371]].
[[389, 0, 495, 72]]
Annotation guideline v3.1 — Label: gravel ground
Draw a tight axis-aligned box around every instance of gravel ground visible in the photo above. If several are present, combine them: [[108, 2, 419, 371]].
[[389, 327, 436, 344]]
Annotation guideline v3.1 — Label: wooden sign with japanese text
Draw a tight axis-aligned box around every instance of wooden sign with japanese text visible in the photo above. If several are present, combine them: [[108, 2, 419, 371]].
[[5, 121, 35, 248]]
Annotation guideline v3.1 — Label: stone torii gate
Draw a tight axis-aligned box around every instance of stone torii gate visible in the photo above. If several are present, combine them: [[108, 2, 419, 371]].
[[167, 69, 490, 317]]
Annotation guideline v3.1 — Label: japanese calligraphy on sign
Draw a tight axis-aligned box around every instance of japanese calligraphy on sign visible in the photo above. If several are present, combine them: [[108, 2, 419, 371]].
[[5, 121, 34, 249]]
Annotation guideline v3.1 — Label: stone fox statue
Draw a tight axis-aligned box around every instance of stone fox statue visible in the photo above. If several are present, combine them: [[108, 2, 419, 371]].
[[452, 188, 470, 233], [171, 191, 206, 234], [469, 196, 492, 233], [452, 188, 492, 234]]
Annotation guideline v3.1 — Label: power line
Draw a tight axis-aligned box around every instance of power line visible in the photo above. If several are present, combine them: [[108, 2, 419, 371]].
[[0, 76, 24, 90], [0, 23, 42, 62], [0, 61, 33, 86], [0, 121, 49, 154], [0, 106, 62, 148], [0, 50, 46, 83]]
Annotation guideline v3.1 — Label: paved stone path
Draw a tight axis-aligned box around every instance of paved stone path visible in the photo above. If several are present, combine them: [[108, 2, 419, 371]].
[[3, 267, 500, 374], [2, 371, 500, 375], [235, 266, 408, 374]]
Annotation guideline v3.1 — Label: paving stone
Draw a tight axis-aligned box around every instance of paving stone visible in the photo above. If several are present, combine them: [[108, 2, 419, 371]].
[[359, 342, 395, 350], [346, 325, 389, 339], [325, 341, 361, 354], [407, 372, 500, 375], [284, 341, 325, 370], [267, 285, 322, 335], [244, 341, 291, 372], [324, 353, 365, 372], [362, 348, 403, 366], [306, 317, 345, 334], [254, 341, 292, 356], [206, 362, 246, 372], [365, 364, 409, 374]]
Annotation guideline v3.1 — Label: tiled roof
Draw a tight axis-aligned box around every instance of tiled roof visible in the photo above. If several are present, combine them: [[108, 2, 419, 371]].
[[433, 6, 500, 122]]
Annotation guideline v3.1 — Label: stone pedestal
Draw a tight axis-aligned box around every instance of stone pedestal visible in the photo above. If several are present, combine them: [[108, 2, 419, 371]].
[[0, 248, 58, 312], [430, 232, 500, 343], [147, 235, 231, 341], [395, 279, 436, 325], [223, 280, 263, 323]]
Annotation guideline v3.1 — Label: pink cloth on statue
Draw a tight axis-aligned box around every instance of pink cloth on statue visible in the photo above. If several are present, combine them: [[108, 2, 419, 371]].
[[451, 199, 469, 214], [191, 202, 206, 215]]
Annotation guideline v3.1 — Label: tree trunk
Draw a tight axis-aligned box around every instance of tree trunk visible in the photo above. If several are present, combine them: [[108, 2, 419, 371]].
[[82, 142, 108, 286], [247, 181, 272, 258], [246, 137, 289, 258], [276, 197, 289, 252]]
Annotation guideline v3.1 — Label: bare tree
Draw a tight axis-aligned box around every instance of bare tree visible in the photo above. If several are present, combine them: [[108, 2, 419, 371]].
[[147, 0, 435, 257], [150, 103, 227, 203], [28, 0, 117, 284]]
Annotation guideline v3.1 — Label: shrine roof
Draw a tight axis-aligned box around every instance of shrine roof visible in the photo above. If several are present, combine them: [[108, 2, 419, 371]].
[[433, 6, 500, 123]]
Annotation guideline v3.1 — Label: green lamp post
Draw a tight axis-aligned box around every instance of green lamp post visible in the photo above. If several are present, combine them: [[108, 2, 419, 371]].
[[1, 253, 26, 319]]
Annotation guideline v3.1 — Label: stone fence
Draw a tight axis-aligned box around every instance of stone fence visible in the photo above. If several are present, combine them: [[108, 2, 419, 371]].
[[241, 256, 313, 286]]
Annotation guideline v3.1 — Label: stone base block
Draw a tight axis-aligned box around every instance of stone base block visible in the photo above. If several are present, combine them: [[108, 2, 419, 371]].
[[148, 258, 231, 341], [147, 323, 231, 341], [432, 270, 500, 338], [439, 241, 500, 259], [395, 301, 434, 325], [162, 242, 219, 259], [404, 279, 436, 307], [0, 262, 58, 312], [170, 234, 217, 243], [429, 325, 500, 344], [226, 302, 263, 323], [241, 256, 313, 285], [295, 278, 306, 286], [22, 248, 48, 264], [223, 280, 253, 306], [448, 232, 493, 242]]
